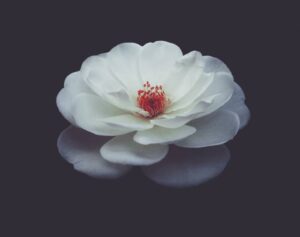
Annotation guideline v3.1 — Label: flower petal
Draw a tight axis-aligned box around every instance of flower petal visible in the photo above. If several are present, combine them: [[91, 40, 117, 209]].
[[176, 72, 234, 118], [57, 126, 131, 178], [151, 115, 195, 129], [81, 54, 122, 93], [166, 55, 233, 114], [134, 125, 196, 145], [142, 145, 230, 188], [139, 41, 183, 84], [72, 94, 133, 136], [107, 42, 143, 93], [100, 133, 169, 165], [56, 72, 93, 124], [166, 72, 215, 113], [57, 89, 75, 123], [101, 114, 153, 130], [151, 94, 216, 129], [202, 56, 231, 74], [222, 83, 250, 129], [81, 54, 143, 114], [164, 51, 211, 103], [175, 110, 240, 148]]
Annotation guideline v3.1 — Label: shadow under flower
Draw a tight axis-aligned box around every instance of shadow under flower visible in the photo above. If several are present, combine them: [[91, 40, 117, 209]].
[[57, 126, 230, 188]]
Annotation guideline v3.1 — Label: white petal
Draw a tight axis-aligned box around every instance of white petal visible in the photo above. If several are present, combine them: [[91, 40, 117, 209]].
[[56, 72, 93, 124], [176, 72, 234, 118], [139, 41, 183, 84], [166, 55, 233, 114], [163, 51, 209, 102], [166, 72, 214, 113], [222, 83, 250, 129], [202, 56, 231, 74], [107, 42, 143, 93], [175, 110, 240, 148], [151, 95, 216, 129], [81, 54, 142, 114], [232, 105, 250, 129], [101, 114, 153, 130], [100, 133, 169, 165], [151, 115, 194, 129], [81, 54, 122, 93], [57, 126, 131, 178], [57, 89, 75, 123], [134, 125, 196, 145], [72, 94, 133, 136], [142, 145, 230, 188]]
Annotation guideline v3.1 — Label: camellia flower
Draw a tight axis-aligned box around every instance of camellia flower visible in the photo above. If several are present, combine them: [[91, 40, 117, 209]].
[[56, 41, 250, 184]]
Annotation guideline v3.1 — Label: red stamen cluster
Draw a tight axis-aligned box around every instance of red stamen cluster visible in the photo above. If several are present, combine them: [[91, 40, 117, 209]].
[[137, 81, 167, 118]]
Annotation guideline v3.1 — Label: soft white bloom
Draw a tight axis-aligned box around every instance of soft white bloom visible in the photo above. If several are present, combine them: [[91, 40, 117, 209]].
[[57, 41, 250, 182]]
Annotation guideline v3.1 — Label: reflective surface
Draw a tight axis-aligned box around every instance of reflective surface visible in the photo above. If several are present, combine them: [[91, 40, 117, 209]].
[[57, 126, 231, 188], [142, 145, 230, 187]]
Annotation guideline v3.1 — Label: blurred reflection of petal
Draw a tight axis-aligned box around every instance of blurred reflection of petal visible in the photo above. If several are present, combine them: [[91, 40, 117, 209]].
[[57, 126, 131, 179], [142, 145, 230, 188]]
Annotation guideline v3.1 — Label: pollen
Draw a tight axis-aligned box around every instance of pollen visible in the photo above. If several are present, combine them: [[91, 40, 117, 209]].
[[137, 81, 168, 118]]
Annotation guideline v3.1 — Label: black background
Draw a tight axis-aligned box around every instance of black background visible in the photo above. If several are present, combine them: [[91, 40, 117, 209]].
[[2, 1, 298, 236]]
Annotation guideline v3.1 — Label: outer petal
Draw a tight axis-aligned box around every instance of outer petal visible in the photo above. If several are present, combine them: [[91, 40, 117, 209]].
[[167, 56, 234, 120], [142, 145, 230, 188], [222, 82, 250, 129], [163, 51, 211, 102], [72, 94, 133, 136], [175, 110, 240, 148], [56, 72, 93, 124], [179, 72, 234, 116], [100, 133, 169, 165], [139, 41, 183, 84], [202, 56, 231, 74], [80, 54, 144, 114], [166, 55, 233, 114], [134, 125, 196, 145], [166, 72, 215, 113], [101, 114, 153, 131], [107, 42, 143, 93], [151, 115, 196, 129], [80, 54, 122, 93], [57, 126, 131, 178]]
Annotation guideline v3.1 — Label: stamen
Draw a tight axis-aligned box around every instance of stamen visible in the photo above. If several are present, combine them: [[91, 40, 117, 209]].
[[137, 81, 168, 118]]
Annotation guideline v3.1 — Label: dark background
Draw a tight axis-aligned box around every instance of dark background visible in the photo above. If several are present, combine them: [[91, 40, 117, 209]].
[[2, 1, 298, 236]]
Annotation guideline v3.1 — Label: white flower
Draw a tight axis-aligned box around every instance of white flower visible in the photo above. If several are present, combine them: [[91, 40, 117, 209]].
[[56, 41, 250, 181]]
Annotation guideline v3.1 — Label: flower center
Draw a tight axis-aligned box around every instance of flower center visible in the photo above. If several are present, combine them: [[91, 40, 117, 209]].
[[137, 81, 168, 118]]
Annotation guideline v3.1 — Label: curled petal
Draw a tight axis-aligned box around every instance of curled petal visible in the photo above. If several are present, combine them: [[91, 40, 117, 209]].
[[163, 51, 209, 102], [56, 72, 93, 124], [166, 55, 233, 115], [202, 56, 231, 74], [222, 82, 250, 129], [134, 125, 196, 145], [175, 110, 240, 148], [57, 126, 131, 178], [101, 114, 153, 131], [181, 72, 234, 117]]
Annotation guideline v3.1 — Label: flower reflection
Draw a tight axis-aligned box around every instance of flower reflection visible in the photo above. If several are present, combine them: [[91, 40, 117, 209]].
[[58, 126, 230, 187], [57, 126, 131, 179], [142, 145, 230, 188]]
